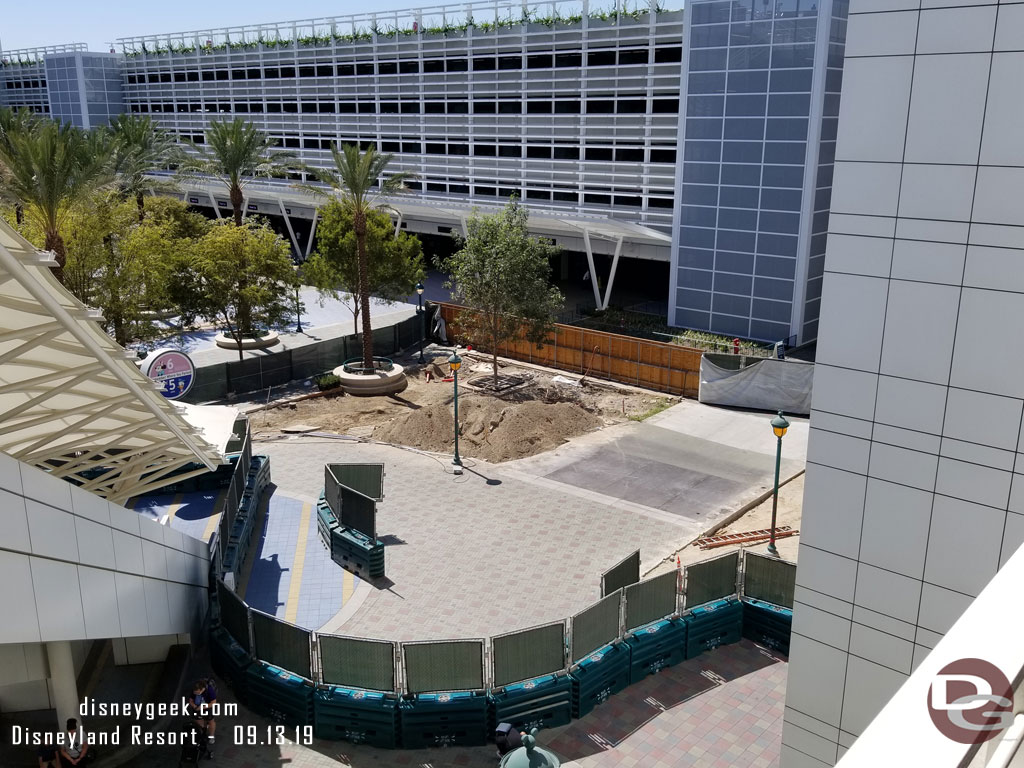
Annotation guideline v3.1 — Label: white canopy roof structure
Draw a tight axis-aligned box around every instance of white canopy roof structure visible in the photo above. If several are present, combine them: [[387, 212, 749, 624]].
[[0, 219, 225, 505]]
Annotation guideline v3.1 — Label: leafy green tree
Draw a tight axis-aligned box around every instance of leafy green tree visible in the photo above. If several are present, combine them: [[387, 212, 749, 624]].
[[109, 114, 178, 222], [0, 119, 114, 282], [310, 143, 415, 371], [181, 220, 296, 359], [303, 201, 424, 337], [440, 196, 564, 386], [0, 107, 41, 226], [178, 118, 299, 226]]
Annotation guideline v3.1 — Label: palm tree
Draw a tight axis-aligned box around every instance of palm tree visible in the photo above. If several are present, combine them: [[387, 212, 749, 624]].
[[312, 143, 416, 371], [0, 119, 114, 283], [109, 114, 178, 222], [177, 117, 299, 226], [0, 107, 41, 226]]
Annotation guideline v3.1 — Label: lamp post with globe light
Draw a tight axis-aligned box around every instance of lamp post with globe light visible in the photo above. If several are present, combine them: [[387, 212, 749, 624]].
[[767, 410, 790, 556], [416, 281, 425, 363], [449, 351, 463, 474]]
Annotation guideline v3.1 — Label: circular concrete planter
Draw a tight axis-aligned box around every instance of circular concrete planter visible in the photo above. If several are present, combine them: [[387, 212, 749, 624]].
[[332, 360, 408, 396], [214, 330, 281, 350]]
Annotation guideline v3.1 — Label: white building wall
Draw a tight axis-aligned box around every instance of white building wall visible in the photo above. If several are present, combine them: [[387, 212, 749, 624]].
[[0, 450, 210, 712], [781, 3, 1024, 766]]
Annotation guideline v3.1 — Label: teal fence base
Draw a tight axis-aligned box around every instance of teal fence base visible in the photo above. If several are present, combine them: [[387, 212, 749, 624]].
[[244, 662, 315, 727], [399, 692, 488, 748], [210, 627, 251, 698], [684, 598, 743, 659], [570, 642, 631, 719], [488, 674, 573, 734], [625, 617, 688, 684], [741, 598, 793, 655], [313, 686, 399, 748]]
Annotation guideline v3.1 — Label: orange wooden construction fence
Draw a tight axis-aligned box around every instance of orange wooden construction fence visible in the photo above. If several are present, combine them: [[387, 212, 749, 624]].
[[437, 302, 702, 397]]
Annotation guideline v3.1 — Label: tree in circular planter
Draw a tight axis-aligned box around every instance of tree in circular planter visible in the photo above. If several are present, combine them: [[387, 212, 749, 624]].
[[171, 219, 297, 360], [306, 144, 417, 377]]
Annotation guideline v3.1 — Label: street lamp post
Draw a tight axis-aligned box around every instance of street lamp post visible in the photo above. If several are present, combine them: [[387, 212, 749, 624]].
[[416, 281, 425, 363], [449, 351, 463, 474], [767, 410, 790, 556], [294, 266, 303, 334]]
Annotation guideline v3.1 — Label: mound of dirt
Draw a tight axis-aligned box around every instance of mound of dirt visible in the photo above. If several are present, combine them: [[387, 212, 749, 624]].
[[371, 395, 603, 463]]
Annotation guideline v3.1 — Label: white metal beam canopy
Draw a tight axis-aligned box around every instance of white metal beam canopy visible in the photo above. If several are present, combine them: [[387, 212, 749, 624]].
[[0, 219, 225, 505]]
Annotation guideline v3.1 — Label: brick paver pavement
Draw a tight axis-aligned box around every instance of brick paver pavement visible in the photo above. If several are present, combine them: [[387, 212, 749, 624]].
[[255, 437, 694, 641]]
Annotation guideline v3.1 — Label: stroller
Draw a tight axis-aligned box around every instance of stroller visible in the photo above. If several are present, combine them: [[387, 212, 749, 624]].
[[178, 717, 213, 765], [494, 723, 523, 759]]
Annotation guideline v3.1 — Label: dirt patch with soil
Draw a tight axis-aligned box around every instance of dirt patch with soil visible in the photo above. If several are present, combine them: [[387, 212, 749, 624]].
[[250, 354, 674, 462]]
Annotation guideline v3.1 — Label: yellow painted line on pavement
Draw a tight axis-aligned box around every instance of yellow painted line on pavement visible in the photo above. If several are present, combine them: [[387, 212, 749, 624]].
[[202, 487, 229, 542], [162, 492, 185, 524], [284, 502, 313, 624], [342, 568, 354, 604]]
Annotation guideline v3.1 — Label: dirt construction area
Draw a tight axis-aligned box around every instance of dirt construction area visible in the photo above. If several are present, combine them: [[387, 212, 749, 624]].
[[248, 351, 676, 463]]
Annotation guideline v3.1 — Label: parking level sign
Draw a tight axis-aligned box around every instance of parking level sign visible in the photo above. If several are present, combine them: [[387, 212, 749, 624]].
[[141, 348, 196, 400]]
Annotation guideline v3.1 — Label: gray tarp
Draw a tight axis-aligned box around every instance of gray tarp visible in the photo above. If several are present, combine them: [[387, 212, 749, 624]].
[[698, 356, 813, 415]]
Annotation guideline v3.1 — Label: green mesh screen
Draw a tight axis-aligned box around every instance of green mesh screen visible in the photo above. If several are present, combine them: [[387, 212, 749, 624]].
[[743, 552, 797, 608], [403, 640, 484, 693], [319, 635, 396, 691], [216, 580, 250, 653], [491, 622, 566, 687], [624, 571, 678, 631], [570, 591, 622, 663], [684, 551, 740, 609], [601, 549, 640, 597], [328, 463, 385, 501], [250, 610, 312, 679]]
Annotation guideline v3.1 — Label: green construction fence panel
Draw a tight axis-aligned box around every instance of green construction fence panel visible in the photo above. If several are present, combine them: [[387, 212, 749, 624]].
[[570, 590, 622, 664], [216, 579, 250, 654], [402, 640, 484, 694], [318, 635, 396, 693], [623, 570, 678, 631], [743, 551, 797, 609], [491, 621, 567, 688], [251, 610, 312, 680], [684, 551, 740, 610], [601, 549, 640, 598]]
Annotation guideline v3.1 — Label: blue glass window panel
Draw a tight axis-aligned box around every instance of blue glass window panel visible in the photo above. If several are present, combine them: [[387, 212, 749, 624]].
[[770, 69, 814, 93], [724, 118, 765, 140], [691, 1, 733, 24], [687, 95, 725, 117], [713, 293, 752, 317], [761, 188, 803, 212], [729, 0, 758, 22], [686, 118, 724, 139], [675, 308, 711, 329], [760, 211, 801, 234], [711, 313, 751, 336], [727, 70, 768, 93], [681, 184, 719, 206], [680, 205, 718, 227], [684, 162, 721, 184], [717, 229, 757, 252], [825, 69, 844, 93], [690, 49, 728, 71], [692, 24, 730, 47], [723, 141, 763, 163], [680, 227, 717, 249], [716, 251, 756, 274], [762, 165, 805, 188], [812, 210, 831, 232], [820, 117, 839, 141], [772, 44, 817, 69], [774, 0, 818, 18], [750, 319, 792, 341], [719, 208, 759, 230], [684, 141, 722, 162], [689, 72, 727, 94], [755, 255, 797, 280], [729, 46, 771, 70], [773, 18, 818, 44], [764, 141, 807, 164], [714, 272, 753, 295], [818, 141, 836, 164], [720, 186, 761, 209], [768, 93, 811, 116], [725, 94, 766, 116], [730, 21, 772, 47], [679, 248, 715, 269], [757, 232, 799, 257], [721, 163, 762, 185], [677, 288, 713, 311], [753, 277, 795, 301], [765, 118, 809, 141], [680, 268, 714, 291]]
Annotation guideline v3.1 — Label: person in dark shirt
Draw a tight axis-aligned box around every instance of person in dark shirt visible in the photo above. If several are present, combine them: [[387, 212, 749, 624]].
[[37, 743, 61, 768], [186, 678, 219, 745]]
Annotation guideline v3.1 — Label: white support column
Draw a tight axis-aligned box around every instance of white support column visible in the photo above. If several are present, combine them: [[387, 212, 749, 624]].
[[304, 209, 319, 259], [460, 215, 468, 237], [277, 199, 301, 257], [241, 197, 249, 220], [394, 212, 403, 237], [581, 229, 602, 309], [207, 191, 222, 219], [601, 235, 624, 310], [46, 641, 80, 731]]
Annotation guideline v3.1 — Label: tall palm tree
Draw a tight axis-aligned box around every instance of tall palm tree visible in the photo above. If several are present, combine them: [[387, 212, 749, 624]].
[[109, 114, 178, 222], [177, 117, 299, 226], [0, 107, 41, 226], [312, 143, 416, 371], [0, 119, 114, 283]]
